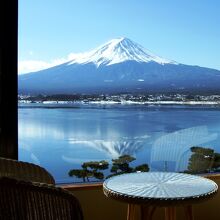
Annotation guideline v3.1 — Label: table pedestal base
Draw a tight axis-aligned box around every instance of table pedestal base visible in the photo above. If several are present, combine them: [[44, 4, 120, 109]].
[[127, 204, 135, 220], [127, 204, 194, 220], [183, 205, 194, 220], [165, 207, 176, 220]]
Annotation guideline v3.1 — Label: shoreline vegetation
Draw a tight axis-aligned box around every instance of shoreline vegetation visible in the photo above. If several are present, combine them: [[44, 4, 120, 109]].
[[18, 93, 220, 106]]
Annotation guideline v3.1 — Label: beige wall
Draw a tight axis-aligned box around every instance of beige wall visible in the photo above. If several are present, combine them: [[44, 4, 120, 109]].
[[67, 176, 220, 220]]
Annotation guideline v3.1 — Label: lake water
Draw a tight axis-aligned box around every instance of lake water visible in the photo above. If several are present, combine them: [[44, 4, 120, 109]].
[[18, 103, 220, 184]]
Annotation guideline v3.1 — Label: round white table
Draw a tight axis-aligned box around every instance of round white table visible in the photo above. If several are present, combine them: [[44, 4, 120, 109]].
[[103, 172, 218, 220]]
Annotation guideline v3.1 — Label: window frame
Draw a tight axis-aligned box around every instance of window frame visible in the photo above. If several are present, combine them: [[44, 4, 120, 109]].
[[0, 0, 18, 159]]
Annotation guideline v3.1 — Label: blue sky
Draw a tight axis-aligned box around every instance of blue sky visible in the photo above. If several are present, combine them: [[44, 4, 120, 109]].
[[18, 0, 220, 74]]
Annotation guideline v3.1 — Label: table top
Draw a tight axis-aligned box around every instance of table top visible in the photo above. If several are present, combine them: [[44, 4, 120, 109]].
[[103, 172, 218, 206]]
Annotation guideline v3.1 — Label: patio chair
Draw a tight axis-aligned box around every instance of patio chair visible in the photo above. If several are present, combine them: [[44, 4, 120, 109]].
[[0, 177, 83, 220], [0, 157, 55, 184]]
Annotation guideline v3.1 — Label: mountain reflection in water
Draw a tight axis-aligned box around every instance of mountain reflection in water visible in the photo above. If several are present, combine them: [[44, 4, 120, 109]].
[[68, 135, 150, 159]]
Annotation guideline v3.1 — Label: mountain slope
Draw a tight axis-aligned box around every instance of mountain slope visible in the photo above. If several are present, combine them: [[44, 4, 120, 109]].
[[18, 37, 220, 94]]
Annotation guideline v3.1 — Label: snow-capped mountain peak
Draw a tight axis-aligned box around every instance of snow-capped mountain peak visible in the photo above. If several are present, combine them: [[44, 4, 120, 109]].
[[67, 37, 177, 67]]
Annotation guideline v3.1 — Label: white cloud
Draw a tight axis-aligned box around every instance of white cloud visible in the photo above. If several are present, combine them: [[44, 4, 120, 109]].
[[18, 53, 78, 75], [19, 60, 52, 74]]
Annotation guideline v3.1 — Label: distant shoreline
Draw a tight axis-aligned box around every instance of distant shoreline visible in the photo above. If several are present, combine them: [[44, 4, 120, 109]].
[[18, 100, 220, 106], [87, 100, 220, 105]]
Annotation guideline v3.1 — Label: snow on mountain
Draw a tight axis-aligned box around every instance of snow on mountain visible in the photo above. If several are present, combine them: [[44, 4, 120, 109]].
[[67, 37, 177, 67]]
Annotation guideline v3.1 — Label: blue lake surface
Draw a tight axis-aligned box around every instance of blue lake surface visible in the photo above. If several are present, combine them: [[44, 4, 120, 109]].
[[18, 103, 220, 184]]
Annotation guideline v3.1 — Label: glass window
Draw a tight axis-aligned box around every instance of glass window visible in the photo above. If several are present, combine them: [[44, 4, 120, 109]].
[[18, 1, 220, 184]]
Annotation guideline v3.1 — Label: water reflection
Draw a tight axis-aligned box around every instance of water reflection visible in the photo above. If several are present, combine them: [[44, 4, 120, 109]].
[[66, 125, 218, 173], [150, 126, 218, 172], [19, 143, 41, 165], [68, 146, 220, 183], [19, 106, 220, 183], [68, 135, 150, 158], [187, 146, 220, 174], [19, 120, 65, 140]]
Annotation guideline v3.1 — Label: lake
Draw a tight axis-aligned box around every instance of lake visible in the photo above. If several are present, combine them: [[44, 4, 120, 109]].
[[18, 103, 220, 184]]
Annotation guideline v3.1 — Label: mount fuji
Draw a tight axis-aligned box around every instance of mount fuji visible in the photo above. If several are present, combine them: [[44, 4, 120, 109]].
[[18, 37, 220, 94]]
